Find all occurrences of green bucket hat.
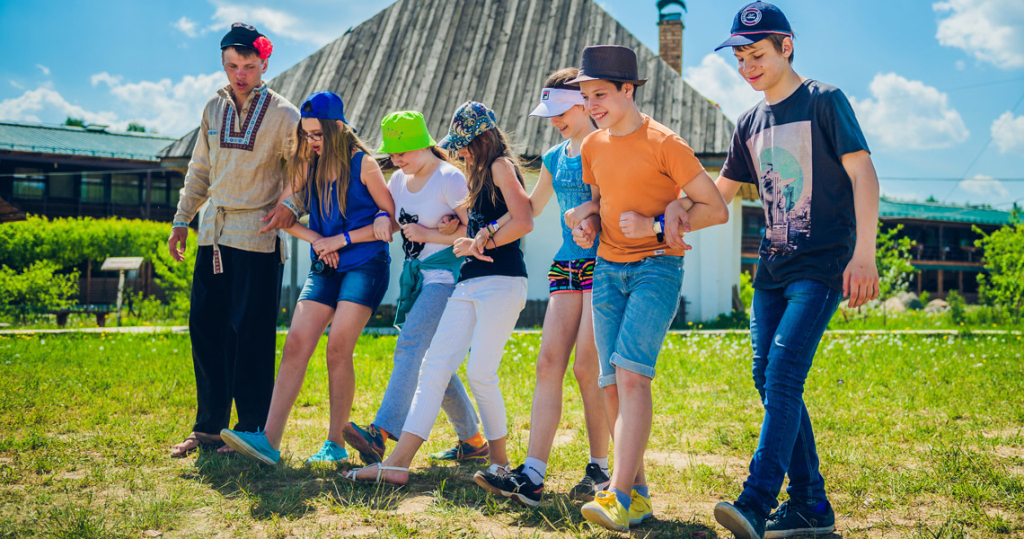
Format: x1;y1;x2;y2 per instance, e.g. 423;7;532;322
378;110;437;154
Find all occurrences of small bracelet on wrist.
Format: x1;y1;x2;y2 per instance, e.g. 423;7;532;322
343;231;352;247
655;214;665;243
375;210;389;219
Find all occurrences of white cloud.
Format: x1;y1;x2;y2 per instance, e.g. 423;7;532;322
0;71;224;136
850;73;969;150
9;80;24;90
90;72;123;87
208;4;336;46
0;87;119;126
955;60;966;71
991;111;1024;156
173;16;199;38
683;53;761;122
36;64;50;76
93;71;226;136
933;0;1024;69
959;174;1009;198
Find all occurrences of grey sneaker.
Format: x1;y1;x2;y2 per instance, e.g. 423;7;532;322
715;501;766;539
764;500;835;538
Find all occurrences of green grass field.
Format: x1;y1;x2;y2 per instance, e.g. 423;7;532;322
1;331;1022;538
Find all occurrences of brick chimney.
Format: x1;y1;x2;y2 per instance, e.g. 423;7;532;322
658;0;686;74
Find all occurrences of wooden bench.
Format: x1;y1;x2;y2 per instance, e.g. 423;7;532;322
53;305;115;327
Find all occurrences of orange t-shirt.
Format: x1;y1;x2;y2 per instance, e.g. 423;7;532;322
581;115;705;262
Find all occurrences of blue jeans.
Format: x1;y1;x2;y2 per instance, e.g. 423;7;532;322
298;251;390;311
373;283;479;440
738;279;841;518
592;256;684;387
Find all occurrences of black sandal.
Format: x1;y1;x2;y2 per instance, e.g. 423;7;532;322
171;432;225;458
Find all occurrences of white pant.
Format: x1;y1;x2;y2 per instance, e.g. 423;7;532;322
402;275;528;441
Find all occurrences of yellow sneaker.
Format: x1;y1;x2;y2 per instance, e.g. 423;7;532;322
581;490;630;532
629;489;653;526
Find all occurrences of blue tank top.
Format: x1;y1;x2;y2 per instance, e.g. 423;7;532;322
305;152;389;273
541;140;598;261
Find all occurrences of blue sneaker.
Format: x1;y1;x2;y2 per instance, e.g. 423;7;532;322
715;501;766;539
220;428;280;465
306;440;349;464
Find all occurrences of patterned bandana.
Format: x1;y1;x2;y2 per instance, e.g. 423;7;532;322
438;101;498;151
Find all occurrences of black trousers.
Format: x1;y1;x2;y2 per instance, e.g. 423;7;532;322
190;242;283;434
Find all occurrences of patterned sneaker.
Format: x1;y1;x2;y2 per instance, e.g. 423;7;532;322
714;501;766;539
429;439;489;463
342;422;386;465
629;489;653;526
305;440;349;464
220;428;280;465
474;464;544;507
569;463;611;501
581;490;630;532
764;500;835;538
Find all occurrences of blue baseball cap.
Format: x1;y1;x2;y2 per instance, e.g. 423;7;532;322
300;91;356;131
715;2;793;51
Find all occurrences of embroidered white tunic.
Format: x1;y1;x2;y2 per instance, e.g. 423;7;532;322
173;83;300;271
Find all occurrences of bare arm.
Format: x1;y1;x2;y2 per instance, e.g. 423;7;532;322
842;150;880;307
460;159;534;260
664;175;743;250
402;205;469;246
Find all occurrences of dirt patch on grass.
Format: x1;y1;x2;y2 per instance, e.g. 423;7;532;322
646;451;748;475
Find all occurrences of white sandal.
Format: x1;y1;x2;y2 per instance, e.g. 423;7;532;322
341;463;409;485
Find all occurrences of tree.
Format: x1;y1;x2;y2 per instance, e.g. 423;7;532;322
126;122;147;133
974;223;1024;324
64;117;85;127
875;223;915;325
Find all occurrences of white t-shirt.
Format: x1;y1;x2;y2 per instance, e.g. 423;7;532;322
388;160;469;285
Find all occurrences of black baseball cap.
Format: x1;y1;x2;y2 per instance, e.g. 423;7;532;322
220;22;273;59
715;2;793;51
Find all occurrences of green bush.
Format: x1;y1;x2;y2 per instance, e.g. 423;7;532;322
0;215;196;324
0;261;79;322
947;290;966;325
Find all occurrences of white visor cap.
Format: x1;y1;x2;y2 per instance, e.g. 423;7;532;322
528;88;586;118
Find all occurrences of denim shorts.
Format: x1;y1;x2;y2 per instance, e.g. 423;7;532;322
298;251;390;311
591;255;684;387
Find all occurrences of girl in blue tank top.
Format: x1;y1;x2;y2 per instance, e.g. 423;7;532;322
468;69;612;505
220;92;395;466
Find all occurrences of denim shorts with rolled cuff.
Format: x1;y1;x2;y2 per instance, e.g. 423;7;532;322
297;251;390;312
591;255;684;387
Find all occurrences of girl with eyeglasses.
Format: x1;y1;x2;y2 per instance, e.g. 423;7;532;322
220;91;395;466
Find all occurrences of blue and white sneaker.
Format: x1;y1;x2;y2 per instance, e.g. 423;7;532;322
306;440;349;464
220;428;280;465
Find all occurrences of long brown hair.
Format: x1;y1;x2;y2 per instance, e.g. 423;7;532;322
455;128;524;210
288;118;373;221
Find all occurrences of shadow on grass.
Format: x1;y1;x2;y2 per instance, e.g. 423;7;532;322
180;454;722;536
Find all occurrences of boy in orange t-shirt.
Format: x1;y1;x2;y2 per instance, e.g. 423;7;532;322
565;45;730;532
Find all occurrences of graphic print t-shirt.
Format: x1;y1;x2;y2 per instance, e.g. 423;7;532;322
388;161;468;286
720;79;870;292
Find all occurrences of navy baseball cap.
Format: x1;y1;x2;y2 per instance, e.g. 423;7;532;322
300;91;356;131
715;2;793;51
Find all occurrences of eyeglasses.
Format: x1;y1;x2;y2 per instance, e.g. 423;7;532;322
299;130;323;142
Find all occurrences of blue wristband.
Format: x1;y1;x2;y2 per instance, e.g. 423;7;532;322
375;210;389;219
343;231;352;246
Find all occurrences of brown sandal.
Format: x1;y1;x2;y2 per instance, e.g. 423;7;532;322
171;432;225;458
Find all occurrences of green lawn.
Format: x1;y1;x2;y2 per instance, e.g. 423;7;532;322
1;331;1022;538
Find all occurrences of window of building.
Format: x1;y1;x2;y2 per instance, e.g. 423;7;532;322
49;174;75;199
145;174;168;205
81;173;106;203
111;174;139;205
12;168;45;200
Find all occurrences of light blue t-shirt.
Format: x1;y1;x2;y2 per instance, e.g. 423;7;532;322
541;140;599;261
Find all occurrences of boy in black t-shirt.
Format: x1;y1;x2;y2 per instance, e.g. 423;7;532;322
667;3;880;537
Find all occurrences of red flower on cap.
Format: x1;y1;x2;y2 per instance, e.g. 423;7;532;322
253;36;273;60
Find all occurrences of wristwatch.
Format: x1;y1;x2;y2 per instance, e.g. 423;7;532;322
653;215;665;243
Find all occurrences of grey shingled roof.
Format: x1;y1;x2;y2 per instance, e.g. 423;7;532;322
0;121;176;161
159;0;734;161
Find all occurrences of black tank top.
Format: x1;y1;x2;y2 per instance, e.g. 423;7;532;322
459;164;529;282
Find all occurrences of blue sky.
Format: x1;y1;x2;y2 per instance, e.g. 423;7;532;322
1;0;1022;209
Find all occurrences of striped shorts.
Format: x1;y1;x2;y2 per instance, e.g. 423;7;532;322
548;258;596;295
